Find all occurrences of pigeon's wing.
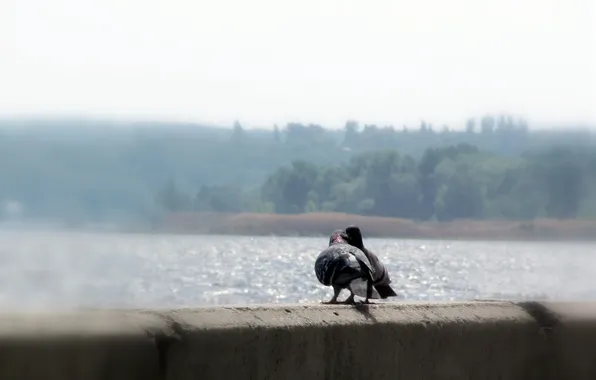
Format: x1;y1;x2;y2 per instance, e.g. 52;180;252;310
364;248;392;285
345;245;375;280
314;255;328;285
314;247;342;285
316;245;366;286
327;247;366;286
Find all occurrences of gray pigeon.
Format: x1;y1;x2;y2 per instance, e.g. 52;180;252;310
345;225;398;299
314;229;380;304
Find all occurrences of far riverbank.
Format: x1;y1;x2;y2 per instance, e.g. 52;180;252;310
155;212;596;242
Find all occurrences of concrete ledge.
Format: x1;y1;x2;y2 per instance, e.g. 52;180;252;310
533;302;596;380
0;301;594;379
0;310;164;380
153;301;546;380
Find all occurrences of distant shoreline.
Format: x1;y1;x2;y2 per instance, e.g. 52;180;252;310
155;211;596;242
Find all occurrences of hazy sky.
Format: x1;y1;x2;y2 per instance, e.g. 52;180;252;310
1;0;594;129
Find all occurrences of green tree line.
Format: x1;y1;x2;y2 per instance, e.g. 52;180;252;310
160;143;596;221
0;116;594;224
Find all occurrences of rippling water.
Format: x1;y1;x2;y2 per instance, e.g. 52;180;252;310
0;228;595;311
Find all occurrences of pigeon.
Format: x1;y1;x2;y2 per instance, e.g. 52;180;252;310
314;229;380;304
344;225;398;299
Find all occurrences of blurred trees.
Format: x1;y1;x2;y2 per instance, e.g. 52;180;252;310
253;144;596;221
0;115;595;223
158;143;596;222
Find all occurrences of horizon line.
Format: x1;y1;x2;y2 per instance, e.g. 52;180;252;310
0;112;595;131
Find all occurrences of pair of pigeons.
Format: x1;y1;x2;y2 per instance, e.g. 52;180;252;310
314;225;397;304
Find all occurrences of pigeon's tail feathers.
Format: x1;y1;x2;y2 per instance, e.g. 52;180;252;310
362;248;392;283
349;278;381;299
375;283;398;299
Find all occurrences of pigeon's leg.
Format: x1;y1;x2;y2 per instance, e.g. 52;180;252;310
361;279;374;304
321;285;341;304
343;289;356;304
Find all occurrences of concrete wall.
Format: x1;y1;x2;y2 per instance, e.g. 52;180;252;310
0;301;594;379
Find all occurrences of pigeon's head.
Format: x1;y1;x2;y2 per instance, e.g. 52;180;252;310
345;225;365;250
328;229;349;246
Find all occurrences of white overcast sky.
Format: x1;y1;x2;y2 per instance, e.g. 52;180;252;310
0;0;594;129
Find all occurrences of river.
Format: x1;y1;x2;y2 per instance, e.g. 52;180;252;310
0;228;594;311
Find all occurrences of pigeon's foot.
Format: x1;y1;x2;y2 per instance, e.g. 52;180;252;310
343;294;356;304
360;299;375;305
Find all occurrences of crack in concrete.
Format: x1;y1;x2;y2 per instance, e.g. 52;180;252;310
144;314;185;379
516;301;562;380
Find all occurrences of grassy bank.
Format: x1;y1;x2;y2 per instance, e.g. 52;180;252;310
158;212;596;242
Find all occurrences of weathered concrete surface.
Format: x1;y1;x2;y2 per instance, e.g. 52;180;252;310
527;302;596;380
0;301;552;380
8;301;596;379
0;310;165;380
155;301;547;380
